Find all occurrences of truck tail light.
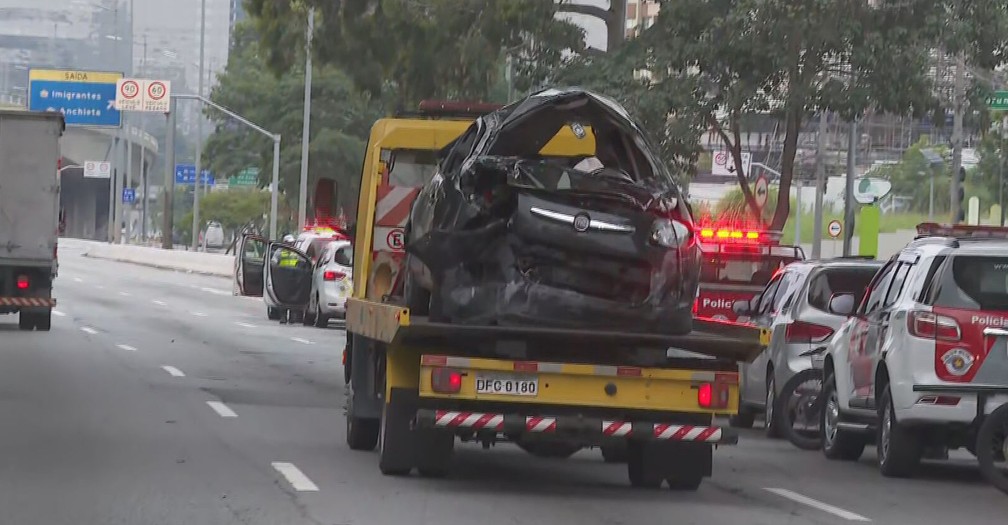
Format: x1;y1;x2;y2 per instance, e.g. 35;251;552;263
785;321;833;344
697;381;730;409
431;368;463;394
15;275;30;290
323;270;346;281
908;310;961;341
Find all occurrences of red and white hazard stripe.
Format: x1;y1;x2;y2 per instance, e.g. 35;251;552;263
652;424;721;442
0;297;56;307
433;410;504;431
602;420;633;437
375;185;420;227
525;416;557;433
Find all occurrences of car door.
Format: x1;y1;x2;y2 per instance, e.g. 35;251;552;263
234;234;267;297
265;242;314;310
743;272;785;403
849;260;897;404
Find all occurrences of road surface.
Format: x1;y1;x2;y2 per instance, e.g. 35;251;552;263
1;239;1005;524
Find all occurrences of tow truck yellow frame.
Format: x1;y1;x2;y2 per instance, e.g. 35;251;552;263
344;107;769;487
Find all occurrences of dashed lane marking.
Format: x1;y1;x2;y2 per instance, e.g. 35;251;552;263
235;322;256;329
200;287;231;296
271;462;319;492
764;488;871;522
151;300;167;306
52;310;66;317
73;277;83;283
116;344;137;352
161;365;185;377
206;401;238;418
291;337;314;345
80;326;98;335
192;312;208;317
119;291;131;297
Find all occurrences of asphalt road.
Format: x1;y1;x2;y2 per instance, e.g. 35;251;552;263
1;239;1006;524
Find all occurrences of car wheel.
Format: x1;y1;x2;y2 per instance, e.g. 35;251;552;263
877;385;922;478
780;368;824;451
821;374;866;461
976;403;1008;495
314;295;329;328
266;307;281;321
302;297;316;326
765;371;784;438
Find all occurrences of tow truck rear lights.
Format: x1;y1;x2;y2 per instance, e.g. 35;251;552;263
698;383;713;407
323;270;346;281
697;382;730;409
785;321;834;343
908;310;961;341
431;367;463;394
15;275;29;290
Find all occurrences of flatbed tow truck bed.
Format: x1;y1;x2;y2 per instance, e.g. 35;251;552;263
344;296;769;490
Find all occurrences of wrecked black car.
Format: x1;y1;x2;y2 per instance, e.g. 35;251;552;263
402;88;700;335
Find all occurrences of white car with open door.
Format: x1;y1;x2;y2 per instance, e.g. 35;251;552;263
235;234;313;321
303;239;353;328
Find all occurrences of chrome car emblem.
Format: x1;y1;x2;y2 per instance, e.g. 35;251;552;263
573;213;591;232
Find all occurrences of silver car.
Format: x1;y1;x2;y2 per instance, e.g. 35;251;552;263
730;258;883;437
304;240;353;327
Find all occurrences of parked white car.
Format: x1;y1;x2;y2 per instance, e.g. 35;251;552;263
303;240;353;327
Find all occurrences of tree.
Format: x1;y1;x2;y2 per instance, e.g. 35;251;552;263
203;22;380;218
873;139;950;215
245;0;586;107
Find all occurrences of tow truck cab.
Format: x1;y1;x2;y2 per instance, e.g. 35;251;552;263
342;99;768;490
694;226;806;323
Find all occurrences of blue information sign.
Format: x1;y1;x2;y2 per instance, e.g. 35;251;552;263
28;69;122;128
174;164;215;186
122;188;136;204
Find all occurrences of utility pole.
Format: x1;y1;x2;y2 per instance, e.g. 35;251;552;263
297;8;314;231
842;120;857;256
162;98;176;250
191;0;206;250
1001;116;1007;226
811;111;827;259
950;52;965;223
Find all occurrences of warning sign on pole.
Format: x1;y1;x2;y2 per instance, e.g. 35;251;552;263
115;78;171;113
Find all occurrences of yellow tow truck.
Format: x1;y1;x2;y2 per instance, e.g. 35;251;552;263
341;100;768;490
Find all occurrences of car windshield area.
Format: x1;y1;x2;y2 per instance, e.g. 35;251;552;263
806;267;880;313
701;253;799;287
930;255;1008;311
386;148;439;187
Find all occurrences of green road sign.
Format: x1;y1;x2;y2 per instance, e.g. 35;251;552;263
988;91;1008;110
228;167;259;187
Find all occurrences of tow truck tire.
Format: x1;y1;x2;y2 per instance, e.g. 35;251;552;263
18;311;34;331
664;443;709;491
415;430;454;478
627;442;663;488
877;386;922;478
346;413;380;451
379;388;415;476
977;403;1008;495
267;307;281;321
821;375;866;461
729;409;756;429
35;309;51;331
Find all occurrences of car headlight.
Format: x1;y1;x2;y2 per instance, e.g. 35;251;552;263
650;218;691;248
941;348;974;377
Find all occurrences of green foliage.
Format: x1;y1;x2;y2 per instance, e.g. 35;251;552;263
872;138;949;215
203;22;379;217
971;127;1008;210
245;0;586;107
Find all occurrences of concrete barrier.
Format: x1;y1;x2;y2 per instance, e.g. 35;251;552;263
69;239;234;278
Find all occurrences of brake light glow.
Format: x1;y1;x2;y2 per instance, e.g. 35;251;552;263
697;381;731;409
699;228;761;241
908;310;961;341
697;383;713;407
323;270;346;281
431;367;463;394
15;275;29;290
785;321;834;344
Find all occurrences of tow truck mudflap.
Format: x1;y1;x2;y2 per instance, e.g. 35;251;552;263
413;409;738;445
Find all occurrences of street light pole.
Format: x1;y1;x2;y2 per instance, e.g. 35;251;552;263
191;0;206;250
297;8;314;231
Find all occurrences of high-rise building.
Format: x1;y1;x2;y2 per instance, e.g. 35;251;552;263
625;0;659;39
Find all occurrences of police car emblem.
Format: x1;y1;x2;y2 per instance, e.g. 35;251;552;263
573;213;590;232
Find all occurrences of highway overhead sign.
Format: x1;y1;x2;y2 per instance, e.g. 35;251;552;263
828;220;843;238
753;175;769;208
712;150;752;177
83;160;111;179
229;167;259;187
115;78;171;113
987;91;1008;110
174;164;215;186
28;68;122;127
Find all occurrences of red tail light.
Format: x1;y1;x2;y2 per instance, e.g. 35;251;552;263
785;321;834;343
908;310;961;341
323;270;346;281
15;275;29;290
698;383;713;407
431;368;463;394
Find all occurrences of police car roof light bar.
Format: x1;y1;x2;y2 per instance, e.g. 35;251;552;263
915;222;1008;240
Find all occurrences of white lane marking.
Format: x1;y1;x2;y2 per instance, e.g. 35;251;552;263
73;277;83;283
206;401;238;418
291;337;314;345
94;285;105;290
151;300;167;306
271;462;319;492
52;310;66;317
764;488;871;522
192;312;208;317
161;365;186;377
235;322;256;329
200;287;231;296
116;344;137;352
118;291;131;297
80;326;98;335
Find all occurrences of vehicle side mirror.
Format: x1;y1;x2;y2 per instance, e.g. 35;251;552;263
732;299;751;315
828;293;856;317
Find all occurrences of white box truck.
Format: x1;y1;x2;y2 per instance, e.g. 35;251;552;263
0;110;65;331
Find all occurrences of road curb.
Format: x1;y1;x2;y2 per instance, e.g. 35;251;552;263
81;252;231;279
